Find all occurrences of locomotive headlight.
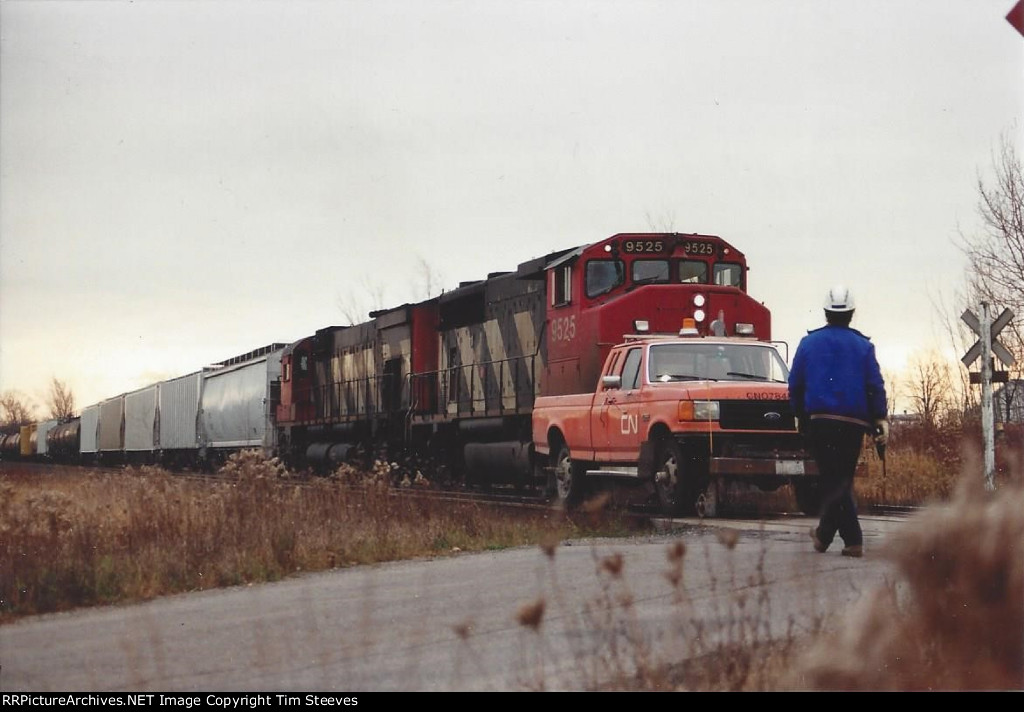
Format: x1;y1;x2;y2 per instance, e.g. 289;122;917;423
678;400;720;421
693;294;706;307
693;309;706;323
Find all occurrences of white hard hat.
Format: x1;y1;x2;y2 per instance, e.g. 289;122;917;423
824;285;855;312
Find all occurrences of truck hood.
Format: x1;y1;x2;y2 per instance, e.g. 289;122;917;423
650;380;790;401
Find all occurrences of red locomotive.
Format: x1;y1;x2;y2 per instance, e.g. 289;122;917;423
275;232;772;490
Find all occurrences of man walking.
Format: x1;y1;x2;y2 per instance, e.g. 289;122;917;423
788;285;888;557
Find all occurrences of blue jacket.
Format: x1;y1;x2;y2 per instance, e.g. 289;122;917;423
788;324;887;426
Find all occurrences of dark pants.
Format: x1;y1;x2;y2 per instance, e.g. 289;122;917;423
807;418;865;548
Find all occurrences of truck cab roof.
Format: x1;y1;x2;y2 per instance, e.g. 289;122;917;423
607;335;790;386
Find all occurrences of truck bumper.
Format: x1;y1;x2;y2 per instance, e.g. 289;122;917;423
709;457;868;478
710;457;819;477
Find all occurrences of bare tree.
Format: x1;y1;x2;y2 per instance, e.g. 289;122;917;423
336;277;389;326
47;377;76;421
905;351;952;427
881;368;902;416
959;130;1024;375
0;391;37;431
644;209;676;233
932;287;981;416
414;255;445;301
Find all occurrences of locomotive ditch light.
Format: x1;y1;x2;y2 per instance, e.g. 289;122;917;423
735;323;755;336
633;320;650;333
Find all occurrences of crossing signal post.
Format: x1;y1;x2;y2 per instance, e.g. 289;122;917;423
962;303;1016;491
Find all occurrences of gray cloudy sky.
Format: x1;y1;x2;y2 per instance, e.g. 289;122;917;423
1;0;1022;414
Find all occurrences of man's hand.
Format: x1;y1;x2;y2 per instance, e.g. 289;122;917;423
873;419;889;445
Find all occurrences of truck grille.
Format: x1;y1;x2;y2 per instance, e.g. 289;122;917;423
719;400;797;431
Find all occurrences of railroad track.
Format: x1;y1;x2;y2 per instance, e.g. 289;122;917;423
2;458;915;523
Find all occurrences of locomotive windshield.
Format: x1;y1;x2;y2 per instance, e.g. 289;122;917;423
679;260;707;283
647;343;788;383
631;259;669;284
586;259;625;298
714;262;743;288
584;253;745;299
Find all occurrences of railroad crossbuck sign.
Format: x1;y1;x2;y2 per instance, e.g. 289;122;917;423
962;307;1015;384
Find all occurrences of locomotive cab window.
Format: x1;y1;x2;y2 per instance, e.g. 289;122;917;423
678;259;707;284
585;259;624;298
631;259;669;285
713;262;743;289
552;263;572;306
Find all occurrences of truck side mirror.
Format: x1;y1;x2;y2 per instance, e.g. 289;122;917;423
602;375;622;389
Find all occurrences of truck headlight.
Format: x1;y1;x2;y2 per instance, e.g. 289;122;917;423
678;400;720;421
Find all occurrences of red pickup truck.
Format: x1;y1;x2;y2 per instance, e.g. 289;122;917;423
532;333;819;517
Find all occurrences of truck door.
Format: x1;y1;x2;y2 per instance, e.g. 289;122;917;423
594;346;643;461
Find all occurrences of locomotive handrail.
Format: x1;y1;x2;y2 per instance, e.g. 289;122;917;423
408;352;539;418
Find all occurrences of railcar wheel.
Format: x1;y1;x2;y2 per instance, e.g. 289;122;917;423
695;481;719;518
551;443;586;509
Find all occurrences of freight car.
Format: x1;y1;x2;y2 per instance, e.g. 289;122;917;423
276;231;773;494
2;345;286;469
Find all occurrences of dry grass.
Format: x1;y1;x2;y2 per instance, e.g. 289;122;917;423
3;444;1022;691
0;450;597;619
784;467;1024;691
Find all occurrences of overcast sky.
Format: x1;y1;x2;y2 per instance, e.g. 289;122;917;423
1;0;1022;415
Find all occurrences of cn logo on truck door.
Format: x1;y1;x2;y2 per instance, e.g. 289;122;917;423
620;413;638;434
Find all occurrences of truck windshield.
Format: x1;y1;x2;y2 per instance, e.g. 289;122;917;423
647;343;788;383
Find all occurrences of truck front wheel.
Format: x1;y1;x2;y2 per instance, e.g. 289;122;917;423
655;440;716;518
551;443;587;509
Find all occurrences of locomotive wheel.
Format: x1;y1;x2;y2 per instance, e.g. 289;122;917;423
654;439;686;516
551;443;586;509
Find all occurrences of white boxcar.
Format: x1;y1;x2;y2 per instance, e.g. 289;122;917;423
158;371;202;453
200;345;284;454
35;419;59;457
80;404;100;455
98;395;125;454
124;384;158;453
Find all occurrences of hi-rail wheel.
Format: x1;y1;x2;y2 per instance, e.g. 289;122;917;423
551;442;587;509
